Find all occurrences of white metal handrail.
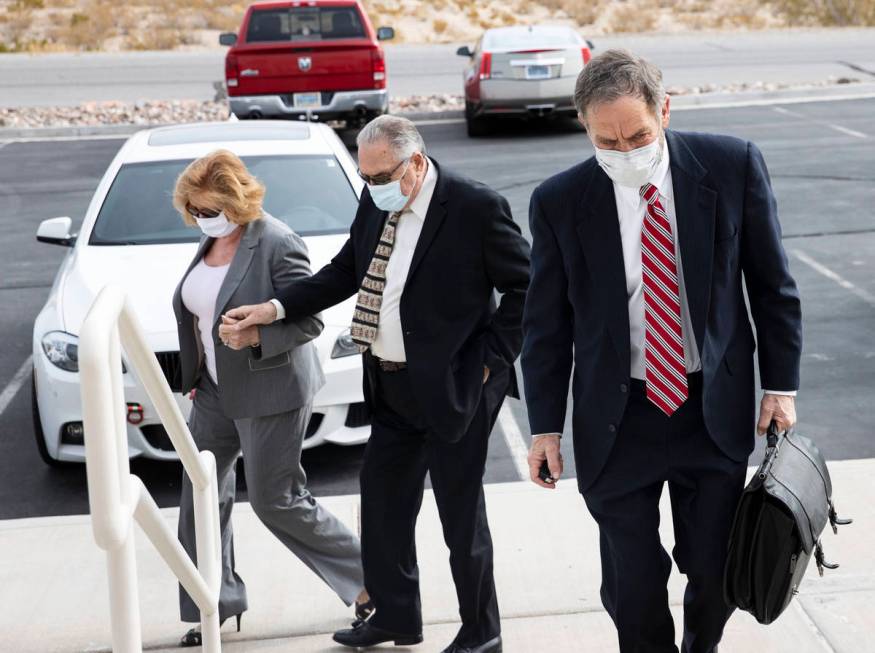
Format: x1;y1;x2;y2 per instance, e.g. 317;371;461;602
79;284;223;653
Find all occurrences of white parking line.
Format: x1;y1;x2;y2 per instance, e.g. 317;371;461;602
792;249;875;309
0;355;33;416
773;106;869;139
497;402;530;481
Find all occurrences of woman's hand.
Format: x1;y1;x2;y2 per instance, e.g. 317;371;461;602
219;315;260;350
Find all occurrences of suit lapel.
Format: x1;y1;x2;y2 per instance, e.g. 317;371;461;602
213;220;262;329
666;130;716;353
576;165;631;373
408;159;448;280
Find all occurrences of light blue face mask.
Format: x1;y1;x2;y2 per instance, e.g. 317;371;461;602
367;160;412;212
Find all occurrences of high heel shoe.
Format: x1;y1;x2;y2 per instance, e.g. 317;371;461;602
179;613;242;647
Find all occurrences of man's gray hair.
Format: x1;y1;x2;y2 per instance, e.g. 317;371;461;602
357;114;427;160
574;49;665;122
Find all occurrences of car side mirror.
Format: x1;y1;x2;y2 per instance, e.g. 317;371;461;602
219;32;237;46
376;26;395;41
586;39;595;50
456;45;473;58
37;217;75;247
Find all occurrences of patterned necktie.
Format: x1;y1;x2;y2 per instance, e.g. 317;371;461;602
350;211;403;351
640;183;688;416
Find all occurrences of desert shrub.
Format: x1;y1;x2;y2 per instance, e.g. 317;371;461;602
772;0;875;25
605;0;660;32
539;0;609;25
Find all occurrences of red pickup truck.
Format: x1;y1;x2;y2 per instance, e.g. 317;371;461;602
219;0;394;127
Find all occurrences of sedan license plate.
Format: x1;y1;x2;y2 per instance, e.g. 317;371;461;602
525;64;551;80
293;92;321;109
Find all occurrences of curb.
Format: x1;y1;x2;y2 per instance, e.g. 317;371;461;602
2;83;874;141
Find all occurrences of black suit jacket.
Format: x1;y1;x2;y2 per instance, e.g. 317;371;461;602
522;129;802;492
276;158;531;443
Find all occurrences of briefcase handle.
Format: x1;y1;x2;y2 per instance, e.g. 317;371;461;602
766;420;782;449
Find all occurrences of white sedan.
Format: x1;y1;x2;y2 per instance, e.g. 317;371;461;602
32;120;369;466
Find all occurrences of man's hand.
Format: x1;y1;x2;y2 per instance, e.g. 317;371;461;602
482;366;490;384
224;301;277;331
528;434;563;489
757;393;797;435
218;315;260;350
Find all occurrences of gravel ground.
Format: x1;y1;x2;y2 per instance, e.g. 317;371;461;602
0;77;861;129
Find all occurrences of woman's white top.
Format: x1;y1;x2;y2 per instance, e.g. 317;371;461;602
181;259;231;385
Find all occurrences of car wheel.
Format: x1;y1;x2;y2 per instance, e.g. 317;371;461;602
31;371;67;468
465;102;492;138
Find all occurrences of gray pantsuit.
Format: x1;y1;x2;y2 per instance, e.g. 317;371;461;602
172;214;364;623
178;374;364;622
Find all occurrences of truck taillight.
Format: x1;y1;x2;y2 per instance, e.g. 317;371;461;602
581;47;592;64
479;52;492;80
372;48;386;89
226;53;239;88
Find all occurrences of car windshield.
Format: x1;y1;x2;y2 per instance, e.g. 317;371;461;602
486;28;580;50
246;6;366;42
89;155;358;245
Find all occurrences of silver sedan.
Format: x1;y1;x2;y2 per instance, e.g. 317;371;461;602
457;25;595;137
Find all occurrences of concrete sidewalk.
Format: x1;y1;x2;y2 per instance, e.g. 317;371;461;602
1;460;871;653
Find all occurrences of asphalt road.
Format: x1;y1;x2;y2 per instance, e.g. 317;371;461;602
1;97;873;520
0;29;874;107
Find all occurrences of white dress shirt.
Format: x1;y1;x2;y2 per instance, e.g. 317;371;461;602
271;157;438;363
371;157;438;362
533;138;793;439
617;137;700;379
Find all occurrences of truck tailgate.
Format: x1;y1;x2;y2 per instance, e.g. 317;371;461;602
234;42;375;94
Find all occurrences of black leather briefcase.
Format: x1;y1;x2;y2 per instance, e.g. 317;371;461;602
723;422;852;624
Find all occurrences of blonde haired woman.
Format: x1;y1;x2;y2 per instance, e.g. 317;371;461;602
171;150;371;646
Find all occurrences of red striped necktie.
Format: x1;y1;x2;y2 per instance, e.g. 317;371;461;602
640;182;688;416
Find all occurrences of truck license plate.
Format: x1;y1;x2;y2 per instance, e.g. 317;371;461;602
525;65;551;80
293;92;321;108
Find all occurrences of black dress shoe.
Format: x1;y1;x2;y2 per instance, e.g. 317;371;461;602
333;619;423;648
440;635;502;653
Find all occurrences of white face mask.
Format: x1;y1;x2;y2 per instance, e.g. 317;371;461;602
367;160;412;213
195;211;239;238
595;133;664;188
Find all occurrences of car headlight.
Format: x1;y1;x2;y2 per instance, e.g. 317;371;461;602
41;331;79;372
331;328;360;359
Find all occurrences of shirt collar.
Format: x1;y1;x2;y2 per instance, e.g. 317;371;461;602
406;156;438;220
651;135;672;201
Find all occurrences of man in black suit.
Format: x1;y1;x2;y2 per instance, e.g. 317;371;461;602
226;115;530;653
522;50;802;653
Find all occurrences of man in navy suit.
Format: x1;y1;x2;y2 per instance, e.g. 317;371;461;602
522;50;802;653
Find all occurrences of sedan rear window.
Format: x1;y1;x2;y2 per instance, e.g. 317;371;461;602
485;27;581;50
89;155;358;246
246;6;365;42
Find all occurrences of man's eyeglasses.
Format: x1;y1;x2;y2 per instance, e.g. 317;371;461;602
186;204;221;220
357;158;409;186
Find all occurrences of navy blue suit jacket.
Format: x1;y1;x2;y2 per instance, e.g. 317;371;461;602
521;129;802;492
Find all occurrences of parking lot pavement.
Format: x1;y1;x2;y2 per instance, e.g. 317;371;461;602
1;29;874;107
0;97;873;520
